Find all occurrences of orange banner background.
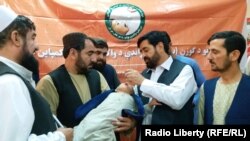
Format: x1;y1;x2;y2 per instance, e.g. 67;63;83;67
0;0;247;81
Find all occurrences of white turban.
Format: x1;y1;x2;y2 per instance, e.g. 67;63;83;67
0;5;18;32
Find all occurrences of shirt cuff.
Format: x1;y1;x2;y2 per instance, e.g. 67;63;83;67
54;131;66;141
28;131;65;141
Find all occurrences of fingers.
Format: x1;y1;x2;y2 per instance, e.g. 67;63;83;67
112;116;135;132
124;69;134;74
151;101;162;106
117;116;129;122
112;121;130;132
149;99;162;107
114;125;129;132
124;69;144;85
152;99;162;105
124;69;137;78
124;70;136;85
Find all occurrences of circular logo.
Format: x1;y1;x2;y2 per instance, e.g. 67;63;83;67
105;3;145;40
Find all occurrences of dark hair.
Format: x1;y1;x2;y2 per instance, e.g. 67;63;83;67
0;15;36;48
93;38;108;49
137;30;171;54
207;31;246;63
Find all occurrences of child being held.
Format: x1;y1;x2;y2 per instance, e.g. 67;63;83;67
73;83;144;141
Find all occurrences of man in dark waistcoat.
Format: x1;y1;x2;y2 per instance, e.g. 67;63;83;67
36;32;136;140
125;30;197;125
0;5;72;141
36;32;110;127
125;31;197;140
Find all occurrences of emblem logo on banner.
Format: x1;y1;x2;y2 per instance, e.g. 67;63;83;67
105;3;145;40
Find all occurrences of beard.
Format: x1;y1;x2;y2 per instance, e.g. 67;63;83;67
75;54;89;74
144;51;160;69
93;59;106;71
20;41;39;73
209;58;231;73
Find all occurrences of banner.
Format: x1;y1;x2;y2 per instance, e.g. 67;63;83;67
0;0;247;81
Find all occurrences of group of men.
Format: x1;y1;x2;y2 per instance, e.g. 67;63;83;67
1;5;250;141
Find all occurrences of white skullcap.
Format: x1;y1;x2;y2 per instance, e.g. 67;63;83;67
0;5;18;32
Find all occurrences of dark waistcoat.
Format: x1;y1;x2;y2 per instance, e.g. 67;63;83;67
0;62;56;134
141;59;194;124
49;65;101;127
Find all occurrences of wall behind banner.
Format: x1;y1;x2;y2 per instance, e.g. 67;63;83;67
0;0;246;82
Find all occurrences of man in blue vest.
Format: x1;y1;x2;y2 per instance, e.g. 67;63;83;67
125;30;197;125
198;31;250;124
0;5;72;141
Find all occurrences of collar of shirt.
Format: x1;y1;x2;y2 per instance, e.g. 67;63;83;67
0;56;35;85
147;56;173;83
147;56;173;73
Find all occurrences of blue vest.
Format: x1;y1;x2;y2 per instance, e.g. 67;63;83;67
204;74;250;124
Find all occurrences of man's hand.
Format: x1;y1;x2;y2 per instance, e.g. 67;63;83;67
149;98;162;108
124;69;145;86
112;116;136;132
57;128;73;141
